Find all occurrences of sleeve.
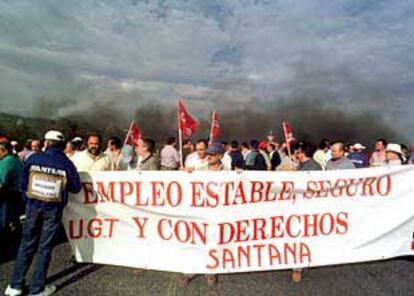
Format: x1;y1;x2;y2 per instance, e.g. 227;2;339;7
0;159;12;188
66;161;82;194
174;149;180;163
20;158;32;192
271;152;281;170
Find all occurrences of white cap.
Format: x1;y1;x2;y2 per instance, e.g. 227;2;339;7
353;143;366;150
72;137;83;142
385;143;402;155
44;130;64;142
10;141;18;146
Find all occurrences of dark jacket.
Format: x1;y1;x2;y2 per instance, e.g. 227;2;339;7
229;150;245;170
21;147;81;209
270;151;281;170
347;152;368;168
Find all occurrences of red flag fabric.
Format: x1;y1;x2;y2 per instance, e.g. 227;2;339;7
282;120;295;147
124;121;142;147
209;111;220;144
177;98;199;139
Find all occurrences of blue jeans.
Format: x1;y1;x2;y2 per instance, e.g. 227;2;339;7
10;204;62;294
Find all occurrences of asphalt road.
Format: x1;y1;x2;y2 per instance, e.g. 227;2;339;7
1;236;414;296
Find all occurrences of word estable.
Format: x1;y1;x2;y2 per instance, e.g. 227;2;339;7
79;180;296;207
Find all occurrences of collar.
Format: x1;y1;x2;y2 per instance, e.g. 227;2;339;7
45;147;64;155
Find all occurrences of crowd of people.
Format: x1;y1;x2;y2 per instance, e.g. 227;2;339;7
0;129;412;295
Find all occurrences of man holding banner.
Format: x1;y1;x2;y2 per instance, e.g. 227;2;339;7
178;142;227;289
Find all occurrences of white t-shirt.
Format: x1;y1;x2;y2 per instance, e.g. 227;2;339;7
185;152;208;170
222;152;232;170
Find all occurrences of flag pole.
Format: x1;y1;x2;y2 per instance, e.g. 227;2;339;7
177;97;184;168
179;127;184;168
283;120;292;160
124;120;134;146
209;110;215;145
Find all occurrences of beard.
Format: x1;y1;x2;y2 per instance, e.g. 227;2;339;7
88;147;101;156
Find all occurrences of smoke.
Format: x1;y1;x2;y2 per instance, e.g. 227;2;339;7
2;1;414;143
28;95;402;149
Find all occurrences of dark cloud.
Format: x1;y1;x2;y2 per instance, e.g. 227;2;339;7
0;0;413;140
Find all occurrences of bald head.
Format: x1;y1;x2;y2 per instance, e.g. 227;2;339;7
331;142;345;160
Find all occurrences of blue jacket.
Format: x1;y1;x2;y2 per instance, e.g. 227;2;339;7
347;152;368;168
21;147;81;209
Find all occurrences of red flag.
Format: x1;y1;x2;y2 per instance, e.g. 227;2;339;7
177;98;199;139
209;111;220;144
282;120;295;148
124;121;142;147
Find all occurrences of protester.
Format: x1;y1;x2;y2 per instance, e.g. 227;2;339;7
267;142;281;170
289;142;322;282
23;139;41;162
182;140;194;163
313;139;330;170
258;141;272;170
221;141;233;170
245;140;267;170
4;130;81;296
160;137;179;170
18;139;32;161
228;140;245;170
72;137;84;152
267;130;276;146
133;138;159;170
105;137;123;170
293;142;322;171
385;143;404;166
241;142;251;160
347;143;368;168
326;142;355;170
277;144;296;171
178;142;226;289
71;133;111;171
0;140;23;258
10;141;19;155
64;141;77;160
184;139;209;171
400;144;409;164
370;138;387;167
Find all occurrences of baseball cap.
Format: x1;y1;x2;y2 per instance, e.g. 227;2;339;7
353;143;366;150
72;136;83;142
44;130;65;142
207;142;225;155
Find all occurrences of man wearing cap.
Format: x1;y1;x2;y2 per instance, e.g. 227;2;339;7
385;143;404;165
5;130;81;296
0;140;23;258
178;142;226;289
347;143;369;168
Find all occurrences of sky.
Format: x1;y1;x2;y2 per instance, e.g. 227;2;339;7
0;0;414;137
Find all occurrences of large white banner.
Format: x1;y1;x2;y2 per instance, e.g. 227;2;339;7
62;166;414;274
